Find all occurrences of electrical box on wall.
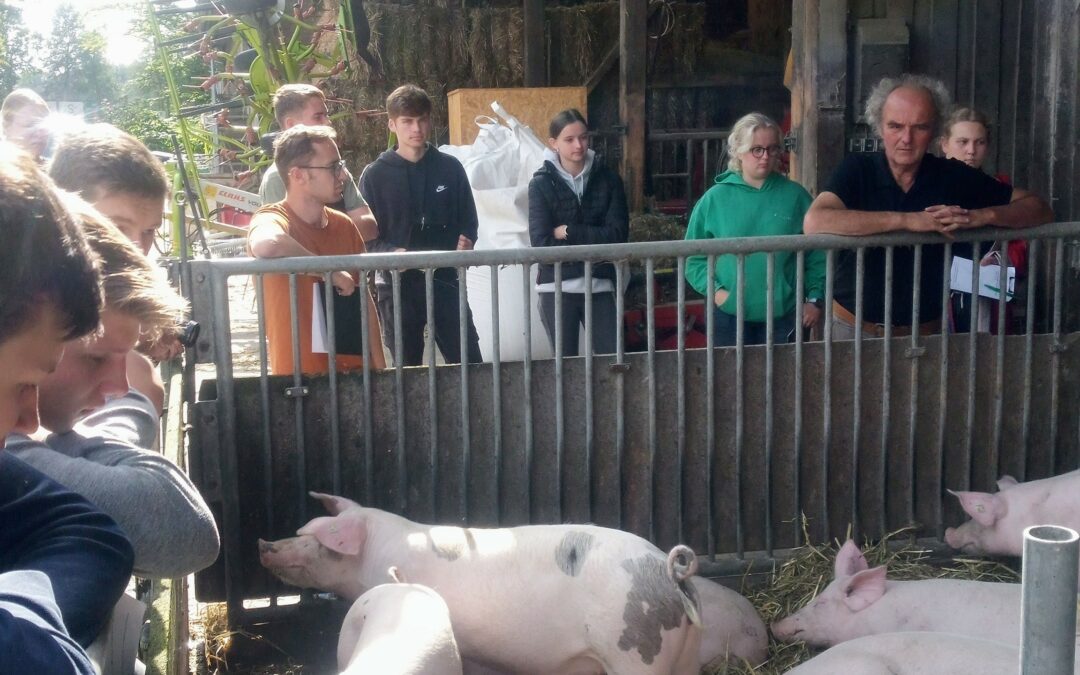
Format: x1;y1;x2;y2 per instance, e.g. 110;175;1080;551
853;19;910;122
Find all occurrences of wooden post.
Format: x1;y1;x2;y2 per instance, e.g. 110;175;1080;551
620;0;647;212
790;0;848;195
523;0;545;87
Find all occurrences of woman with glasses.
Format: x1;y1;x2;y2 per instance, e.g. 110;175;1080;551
528;108;629;356
684;112;825;346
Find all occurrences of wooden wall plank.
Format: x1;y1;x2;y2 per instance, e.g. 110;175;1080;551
619;0;647;212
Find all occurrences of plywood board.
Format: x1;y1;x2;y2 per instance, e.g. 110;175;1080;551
447;87;587;145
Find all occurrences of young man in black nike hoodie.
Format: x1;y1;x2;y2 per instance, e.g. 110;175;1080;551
359;84;483;366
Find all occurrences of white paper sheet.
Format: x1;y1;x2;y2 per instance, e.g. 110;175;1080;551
950;257;1015;302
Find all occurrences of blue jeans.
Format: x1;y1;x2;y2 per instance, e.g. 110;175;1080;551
713;308;796;347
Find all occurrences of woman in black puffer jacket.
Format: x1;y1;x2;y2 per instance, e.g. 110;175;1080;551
528;109;629;357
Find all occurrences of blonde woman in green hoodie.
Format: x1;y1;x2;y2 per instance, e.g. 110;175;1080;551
684;112;826;346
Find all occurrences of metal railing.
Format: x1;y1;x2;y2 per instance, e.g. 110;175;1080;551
185;222;1080;622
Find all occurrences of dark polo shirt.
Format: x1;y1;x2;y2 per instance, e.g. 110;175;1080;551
824;152;1012;325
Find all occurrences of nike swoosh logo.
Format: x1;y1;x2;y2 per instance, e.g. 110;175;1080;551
435;185;447;192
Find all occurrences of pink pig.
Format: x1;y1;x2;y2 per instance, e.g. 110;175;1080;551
337;567;463;674
771;540;1027;647
945;470;1080;561
258;492;703;675
783;632;1019;675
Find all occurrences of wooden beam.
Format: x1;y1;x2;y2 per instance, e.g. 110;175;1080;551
523;0;546;86
585;44;618;93
619;0;647;212
790;0;848;195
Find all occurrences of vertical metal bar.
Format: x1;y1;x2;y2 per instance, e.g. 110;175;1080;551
489;265;503;521
615;261;626;529
288;274;307;522
936;242;952;538
964;240;979;492
392;270;406;513
553;263;564;521
522;264;534;519
735;254;745;558
992;241;1009;479
1020;239;1038;480
1020;525;1080;674
906;245;922;532
360;270;374;502
822;250;834;542
583;261;595;520
426;269;438;518
645;257;657;543
793;251;805;546
1049;238;1064;470
675;256;686;544
705;255;716;559
255;274;273;533
322;274;341;494
880;247;894;534
206;266;243;619
457;266;471;522
764;252;775;557
852;248;865;537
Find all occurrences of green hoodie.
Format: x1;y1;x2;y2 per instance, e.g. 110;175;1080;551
684;170;825;322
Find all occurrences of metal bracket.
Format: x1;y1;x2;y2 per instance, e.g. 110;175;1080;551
783;132;797;154
1050;342;1069;354
609;363;632;373
904;347;926;358
284;386;310;398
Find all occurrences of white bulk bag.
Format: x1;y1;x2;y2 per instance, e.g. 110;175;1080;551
440;102;551;362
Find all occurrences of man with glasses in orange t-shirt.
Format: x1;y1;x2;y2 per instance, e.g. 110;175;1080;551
248;125;386;375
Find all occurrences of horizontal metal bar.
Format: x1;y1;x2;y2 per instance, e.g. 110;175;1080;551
190;221;1080;277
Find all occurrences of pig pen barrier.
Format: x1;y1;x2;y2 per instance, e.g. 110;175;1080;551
184;222;1080;632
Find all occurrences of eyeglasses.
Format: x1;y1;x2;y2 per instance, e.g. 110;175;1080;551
748;145;784;158
300;159;346;175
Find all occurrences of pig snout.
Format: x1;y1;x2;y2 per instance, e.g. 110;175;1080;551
770;616;802;641
258;539;277;555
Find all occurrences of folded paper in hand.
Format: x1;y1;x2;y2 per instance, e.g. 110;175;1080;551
949;256;1015;302
311;281;367;355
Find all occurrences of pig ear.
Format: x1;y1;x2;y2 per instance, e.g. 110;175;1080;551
841;566;887;612
996;476;1019;491
297;514;367;556
948;490;1006;527
309;491;359;516
834;540;869;578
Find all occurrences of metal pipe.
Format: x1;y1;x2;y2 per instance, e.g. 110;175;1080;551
906;245;923;532
489;264;503;521
288;275;307;522
822;250;834;542
852;247;865;537
584;261;595;521
880;247;893;534
675;257;686;544
615;262;626;529
255;274;273;532
935;242;952;538
793;251;805;546
392;270;406;513
521;264;534;520
705;255;716;559
645;257;657;542
426;269;438;519
764;252;775;556
734;254;746;558
322;274;341;495
1020;525;1079;674
553;263;564;522
1020;240;1039;480
457;266;471;522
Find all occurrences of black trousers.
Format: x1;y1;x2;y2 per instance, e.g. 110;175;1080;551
537;291;618;357
375;270;483;366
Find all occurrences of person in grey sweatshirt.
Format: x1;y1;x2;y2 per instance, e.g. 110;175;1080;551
4;200;219;580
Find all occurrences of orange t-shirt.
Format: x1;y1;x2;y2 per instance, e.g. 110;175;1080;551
247;202;384;375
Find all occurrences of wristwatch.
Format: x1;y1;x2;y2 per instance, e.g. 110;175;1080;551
807;297;824;309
